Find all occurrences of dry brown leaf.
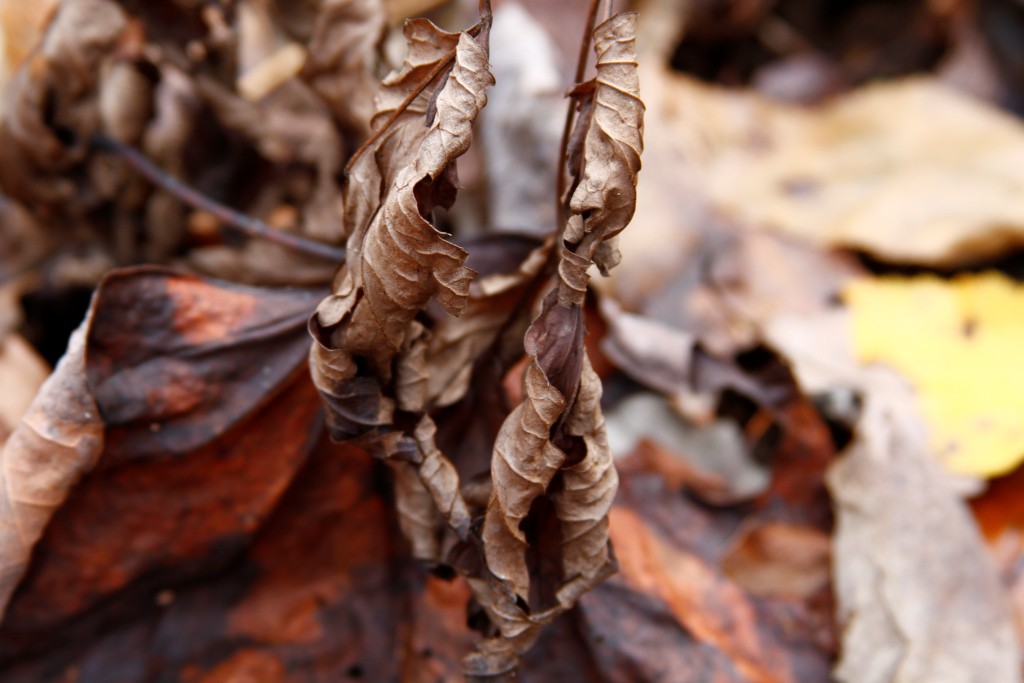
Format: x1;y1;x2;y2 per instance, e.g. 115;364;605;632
721;523;831;599
0;320;102;619
468;12;643;675
298;0;386;135
0;441;459;681
311;25;492;436
563;16;644;274
0;0;127;207
338;19;460;246
307;18;497;588
0;268;321;629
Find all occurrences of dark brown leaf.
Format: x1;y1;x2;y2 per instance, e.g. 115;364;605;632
86;267;321;459
0;267;323;629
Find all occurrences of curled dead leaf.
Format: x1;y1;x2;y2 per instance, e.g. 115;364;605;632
0;320;102;619
469;12;644;675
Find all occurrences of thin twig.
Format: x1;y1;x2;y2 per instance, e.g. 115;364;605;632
556;0;603;225
92;134;347;263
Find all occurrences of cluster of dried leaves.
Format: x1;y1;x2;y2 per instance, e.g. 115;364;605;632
4;0;1024;682
0;0;650;679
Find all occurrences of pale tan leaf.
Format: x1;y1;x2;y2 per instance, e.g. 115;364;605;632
0;321;103;619
828;398;1020;683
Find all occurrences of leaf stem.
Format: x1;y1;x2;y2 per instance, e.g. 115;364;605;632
92;134;347;262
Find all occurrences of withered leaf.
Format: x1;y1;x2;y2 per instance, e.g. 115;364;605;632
0;320;102;620
0;267;323;628
340;19;462;247
86;267;321;459
828;399;1020;683
350;30;491;344
564;11;645;274
313;26;493;357
310;22;494;482
294;0;386;135
469;11;643;675
0;0;127;206
308;16;494;598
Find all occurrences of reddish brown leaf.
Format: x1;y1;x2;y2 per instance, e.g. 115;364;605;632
86;267;321;458
0;268;323;631
0;438;487;683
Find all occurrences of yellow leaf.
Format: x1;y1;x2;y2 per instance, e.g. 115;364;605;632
846;273;1024;476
